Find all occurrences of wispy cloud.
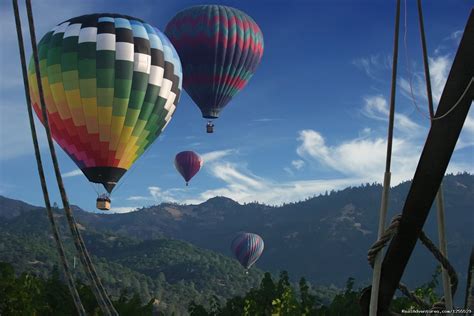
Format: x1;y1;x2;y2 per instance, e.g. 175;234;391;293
296;128;472;186
447;30;463;45
398;55;451;111
127;146;364;205
127;187;187;204
193;162;360;205
352;54;391;82
291;159;305;170
126;123;472;206
149;186;187;203
107;206;139;214
201;149;236;163
428;55;451;104
62;169;82;178
126;195;154;201
361;95;424;136
296;129;422;184
252;118;282;123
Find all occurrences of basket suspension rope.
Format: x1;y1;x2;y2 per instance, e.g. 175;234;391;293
23;0;118;314
367;215;458;310
369;0;401;315
12;1;86;314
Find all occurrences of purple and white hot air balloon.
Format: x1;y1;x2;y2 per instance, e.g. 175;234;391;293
231;232;264;271
174;151;203;186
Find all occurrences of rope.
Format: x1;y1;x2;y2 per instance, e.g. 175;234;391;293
419;231;458;295
403;0;474;123
367;214;459;311
368;215;402;267
431;77;473;120
403;0;432;121
24;0;117;314
397;282;430;309
12;1;86;314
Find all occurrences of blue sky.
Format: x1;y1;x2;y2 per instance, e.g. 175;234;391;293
0;0;472;213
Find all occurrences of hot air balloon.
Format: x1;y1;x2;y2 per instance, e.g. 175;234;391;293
174;151;203;186
28;14;182;210
165;5;264;133
231;232;264;271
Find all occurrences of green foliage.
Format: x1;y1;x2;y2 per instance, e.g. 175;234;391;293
0;211;263;314
190;271;322;315
189;269;443;316
0;262;153;315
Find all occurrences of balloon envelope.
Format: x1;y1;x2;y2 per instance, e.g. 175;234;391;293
231;232;264;269
28;14;182;193
165;5;264;119
174;151;203;185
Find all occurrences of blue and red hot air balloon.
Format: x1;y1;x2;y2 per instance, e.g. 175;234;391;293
174;151;203;185
165;5;264;133
231;232;264;270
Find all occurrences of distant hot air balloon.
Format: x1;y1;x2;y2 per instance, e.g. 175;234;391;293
165;5;264;133
28;14;182;210
174;151;203;186
231;232;264;270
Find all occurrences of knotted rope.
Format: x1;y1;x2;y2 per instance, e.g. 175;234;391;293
367;214;458;312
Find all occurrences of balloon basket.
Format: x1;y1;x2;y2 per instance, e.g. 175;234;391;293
206;121;214;133
96;195;111;211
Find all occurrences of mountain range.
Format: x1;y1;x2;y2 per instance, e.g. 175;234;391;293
0;173;472;310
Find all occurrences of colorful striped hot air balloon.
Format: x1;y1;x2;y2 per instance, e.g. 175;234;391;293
165;5;264;132
28;14;182;195
174;151;203;185
231;232;264;270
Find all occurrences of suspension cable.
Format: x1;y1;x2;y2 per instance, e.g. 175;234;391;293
12;1;86;314
24;0;117;314
404;0;473;122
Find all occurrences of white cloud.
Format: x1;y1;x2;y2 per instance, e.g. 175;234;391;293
398;55;451;113
447;30;463;45
361;95;423;135
107;206;139;214
295;127;473;187
126;122;472;206
291;159;305;170
428;55;451;104
296;129;423;184
148;186;183;203
201;149;236;163
62;169;82;178
353;54;391;82
194;162;360;205
208;162;265;190
455;109;474;150
131;146;366;205
253;118;282;123
127;195;154;201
